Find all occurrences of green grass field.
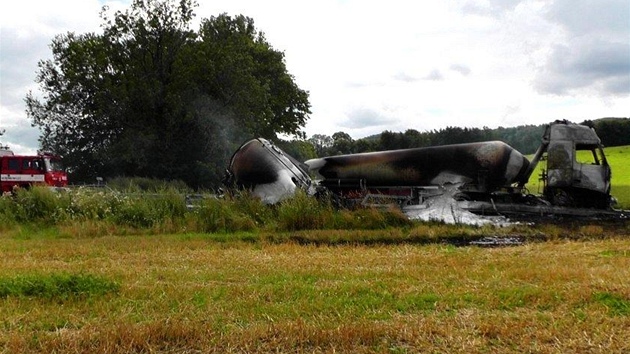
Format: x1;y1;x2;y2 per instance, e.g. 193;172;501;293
606;145;630;209
526;145;630;209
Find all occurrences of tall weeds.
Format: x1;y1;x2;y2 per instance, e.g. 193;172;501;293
275;190;336;231
1;187;624;243
0;187;414;238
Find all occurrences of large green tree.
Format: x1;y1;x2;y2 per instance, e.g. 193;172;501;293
307;134;333;156
26;0;310;187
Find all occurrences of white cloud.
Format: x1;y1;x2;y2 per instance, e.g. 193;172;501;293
535;38;630;95
545;0;629;37
423;69;444;81
533;0;630;96
0;0;126;153
450;64;471;76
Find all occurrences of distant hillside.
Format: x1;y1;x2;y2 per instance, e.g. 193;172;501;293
581;117;630;148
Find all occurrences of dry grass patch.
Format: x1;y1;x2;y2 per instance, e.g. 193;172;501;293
1;235;629;353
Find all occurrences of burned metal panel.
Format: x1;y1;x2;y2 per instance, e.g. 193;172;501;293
225;138;312;204
549;123;601;145
546;140;574;188
306;141;530;193
574;163;610;193
571;145;611;194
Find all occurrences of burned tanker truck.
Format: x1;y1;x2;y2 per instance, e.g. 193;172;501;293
305;140;529;204
225;120;620;217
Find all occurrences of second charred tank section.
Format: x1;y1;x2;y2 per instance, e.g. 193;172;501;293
305;141;530;195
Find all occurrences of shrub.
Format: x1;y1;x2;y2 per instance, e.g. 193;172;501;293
107;176;190;193
230;190;274;227
0;195;19;229
334;205;412;230
111;196;158;228
12;187;71;223
101;189;188;229
66;188;118;220
193;197;256;233
275;190;335;231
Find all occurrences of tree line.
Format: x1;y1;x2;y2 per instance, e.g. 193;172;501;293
582;118;630;148
297;117;630;159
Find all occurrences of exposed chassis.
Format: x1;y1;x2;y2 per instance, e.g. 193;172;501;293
458;200;628;219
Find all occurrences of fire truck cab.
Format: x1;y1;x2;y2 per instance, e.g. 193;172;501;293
0;149;68;193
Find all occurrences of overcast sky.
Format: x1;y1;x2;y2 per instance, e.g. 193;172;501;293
1;0;629;154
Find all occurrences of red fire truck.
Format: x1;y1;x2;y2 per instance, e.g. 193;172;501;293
0;148;68;193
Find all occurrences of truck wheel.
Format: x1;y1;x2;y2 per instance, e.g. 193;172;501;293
549;188;573;207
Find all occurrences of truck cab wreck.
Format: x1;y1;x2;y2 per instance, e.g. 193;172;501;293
519;120;612;209
546;123;611;208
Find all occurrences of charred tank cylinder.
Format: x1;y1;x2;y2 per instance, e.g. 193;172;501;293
225;138;312;204
305;141;530;193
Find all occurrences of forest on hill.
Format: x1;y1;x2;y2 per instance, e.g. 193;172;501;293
302;117;630;159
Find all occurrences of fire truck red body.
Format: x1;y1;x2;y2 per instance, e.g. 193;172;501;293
0;149;68;193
